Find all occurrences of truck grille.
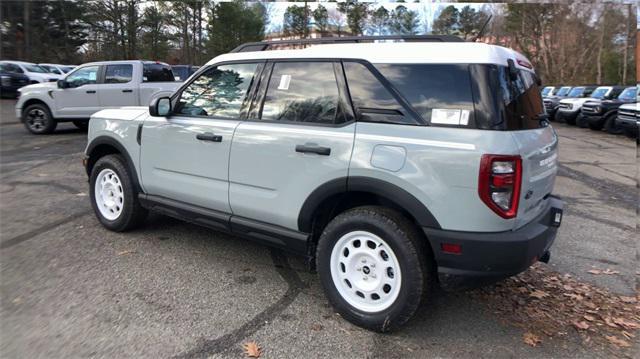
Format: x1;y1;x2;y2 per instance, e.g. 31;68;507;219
558;103;571;110
543;100;553;110
618;109;638;121
581;105;599;114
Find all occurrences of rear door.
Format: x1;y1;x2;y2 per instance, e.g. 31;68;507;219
98;63;138;108
228;60;355;231
140;62;262;213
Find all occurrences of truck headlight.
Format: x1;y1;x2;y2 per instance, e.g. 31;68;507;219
1;76;11;86
594;106;601;113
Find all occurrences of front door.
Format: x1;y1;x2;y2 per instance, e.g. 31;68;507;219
53;65;101;118
140;62;261;213
229;61;356;231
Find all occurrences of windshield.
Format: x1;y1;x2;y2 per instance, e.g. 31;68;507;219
41;65;62;75
23;64;48;73
568;87;585;97
556;87;571;96
61;66;74;73
541;87;553;96
590;87;611;99
618;87;637;101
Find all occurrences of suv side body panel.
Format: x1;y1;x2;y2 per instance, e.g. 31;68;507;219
350;122;522;232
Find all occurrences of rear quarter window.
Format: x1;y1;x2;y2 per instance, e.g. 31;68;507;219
375;64;475;127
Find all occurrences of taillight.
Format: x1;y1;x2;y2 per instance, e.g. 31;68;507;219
478;154;522;219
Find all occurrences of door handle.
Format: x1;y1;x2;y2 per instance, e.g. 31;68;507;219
295;144;331;156
196;132;222;142
122;89;133;93
86;90;96;94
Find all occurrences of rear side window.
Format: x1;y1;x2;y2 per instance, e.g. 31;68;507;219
375;64;475;127
261;62;340;124
1;63;23;73
343;62;415;125
497;67;545;130
143;63;174;82
105;64;133;83
175;63;258;118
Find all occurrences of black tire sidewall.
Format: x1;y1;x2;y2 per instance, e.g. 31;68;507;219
73;120;89;131
316;207;428;332
23;103;56;134
89;154;140;232
604;114;623;134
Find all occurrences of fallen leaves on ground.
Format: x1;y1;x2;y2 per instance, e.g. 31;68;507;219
471;263;639;354
242;341;262;358
523;332;542;346
587;268;620;275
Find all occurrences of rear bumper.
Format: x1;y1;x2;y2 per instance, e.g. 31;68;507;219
423;196;564;279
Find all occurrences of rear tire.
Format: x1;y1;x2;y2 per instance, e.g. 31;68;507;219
316;206;433;332
22;103;57;134
73;120;89;131
90;154;147;232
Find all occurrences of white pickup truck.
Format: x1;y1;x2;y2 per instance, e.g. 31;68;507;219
16;60;181;134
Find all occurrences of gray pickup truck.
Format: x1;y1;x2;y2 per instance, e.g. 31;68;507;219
16;60;180;134
83;36;564;332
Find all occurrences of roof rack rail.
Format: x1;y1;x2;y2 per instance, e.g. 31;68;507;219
230;35;464;53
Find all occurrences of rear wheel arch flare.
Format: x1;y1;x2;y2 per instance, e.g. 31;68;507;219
86;137;142;193
298;176;442;235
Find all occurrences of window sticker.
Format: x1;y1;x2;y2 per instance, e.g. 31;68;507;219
431;108;461;125
89;72;97;81
460;109;470;125
277;74;291;90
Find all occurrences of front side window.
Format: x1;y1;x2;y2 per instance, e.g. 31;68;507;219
65;66;99;88
175;63;258;118
261;61;340;124
105;64;133;83
376;64;474;127
143;63;174;82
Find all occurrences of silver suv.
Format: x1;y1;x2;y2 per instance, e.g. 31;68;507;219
84;36;564;332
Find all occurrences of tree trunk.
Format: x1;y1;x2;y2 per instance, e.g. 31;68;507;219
23;1;29;60
621;4;630;84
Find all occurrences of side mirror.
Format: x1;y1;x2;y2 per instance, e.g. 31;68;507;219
149;97;171;117
57;79;68;89
507;59;519;81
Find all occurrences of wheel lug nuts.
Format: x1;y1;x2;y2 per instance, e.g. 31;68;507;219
371;274;376;278
370;264;375;268
361;259;366;263
363;277;367;281
356;267;361;271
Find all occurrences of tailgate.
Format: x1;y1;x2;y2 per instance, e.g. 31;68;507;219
510;126;559;229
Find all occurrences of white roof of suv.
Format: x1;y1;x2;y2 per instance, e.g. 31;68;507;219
208;42;534;72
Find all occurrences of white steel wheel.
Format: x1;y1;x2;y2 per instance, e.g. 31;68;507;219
330;230;402;313
94;168;125;221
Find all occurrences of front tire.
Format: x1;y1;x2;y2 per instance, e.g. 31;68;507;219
23;103;57;134
604;114;623;135
90;154;147;232
316;206;432;332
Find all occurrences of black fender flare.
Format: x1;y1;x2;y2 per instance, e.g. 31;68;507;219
85;136;142;192
297;176;441;233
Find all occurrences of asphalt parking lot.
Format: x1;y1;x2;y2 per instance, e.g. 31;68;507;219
1;98;637;358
